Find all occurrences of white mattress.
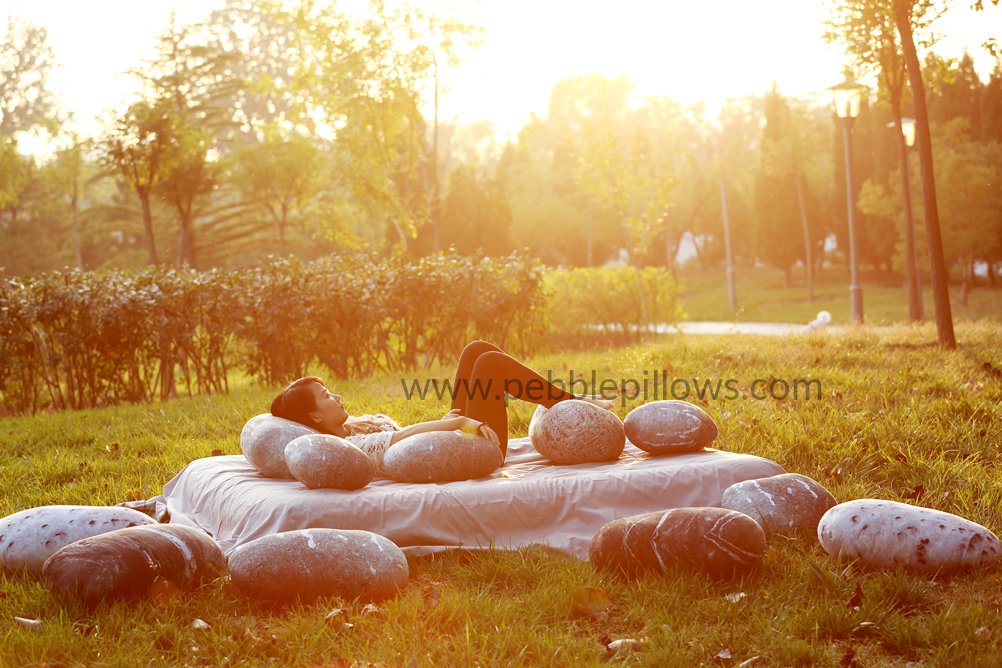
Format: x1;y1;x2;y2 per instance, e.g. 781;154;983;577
160;437;785;559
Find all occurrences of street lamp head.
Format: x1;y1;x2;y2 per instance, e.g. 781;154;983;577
886;118;917;147
829;79;868;119
900;118;916;147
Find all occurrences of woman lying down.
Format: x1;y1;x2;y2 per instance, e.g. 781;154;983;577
269;339;615;470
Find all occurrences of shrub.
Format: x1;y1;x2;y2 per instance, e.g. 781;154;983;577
0;256;678;415
542;265;682;347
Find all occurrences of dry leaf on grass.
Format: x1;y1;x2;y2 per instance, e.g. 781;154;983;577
562;586;612;620
606;638;641;653
15;616;43;631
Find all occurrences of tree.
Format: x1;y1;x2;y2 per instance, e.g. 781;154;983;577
0;17;56;137
827;0;955;345
155;118;218;268
233;133;324;255
826;0;928;319
47;138;90;269
439;164;512;256
893;0;956;348
100;100;176;265
982;60;1002;145
931;119;1001;303
753;87;828;288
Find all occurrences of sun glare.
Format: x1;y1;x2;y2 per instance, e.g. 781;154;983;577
2;0;1000;151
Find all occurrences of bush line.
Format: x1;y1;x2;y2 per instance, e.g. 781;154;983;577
0;252;680;415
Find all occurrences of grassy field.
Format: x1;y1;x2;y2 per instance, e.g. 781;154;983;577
2;321;1002;666
677;264;1002;325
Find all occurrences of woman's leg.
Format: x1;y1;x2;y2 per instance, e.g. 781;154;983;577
461;350;578;457
450;340;504;413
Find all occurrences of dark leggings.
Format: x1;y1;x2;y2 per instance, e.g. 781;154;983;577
449;340;577;457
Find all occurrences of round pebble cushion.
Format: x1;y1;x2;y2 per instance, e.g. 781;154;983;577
817;499;1002;573
590;507;766;578
528;400;625;464
1;505;156;575
285;433;375;490
721;473;836;537
382;430;503;483
42;524;226;607
240;413;317;478
623;400;718;454
227;529;409;603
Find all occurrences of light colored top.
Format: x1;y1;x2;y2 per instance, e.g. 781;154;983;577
343;414;399;470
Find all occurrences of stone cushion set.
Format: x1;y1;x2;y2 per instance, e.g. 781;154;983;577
581;401;1001;578
241;413;502;488
528;399;720;464
1;505;409;607
589;471;1001;578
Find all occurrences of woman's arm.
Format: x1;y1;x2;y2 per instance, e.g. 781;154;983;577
388;416;499;446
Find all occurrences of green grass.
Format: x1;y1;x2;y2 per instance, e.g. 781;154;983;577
677;263;1002;325
2;322;1002;666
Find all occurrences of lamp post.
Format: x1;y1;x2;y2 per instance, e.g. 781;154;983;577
887;117;923;322
830;78;867;324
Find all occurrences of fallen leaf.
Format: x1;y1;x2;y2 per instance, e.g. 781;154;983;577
724;592;747;604
210;449;224;457
106;442;120;453
975;626;990;642
607;638;641;653
325;608;346;623
847;583;863;611
562;586;613;620
191;618;211;630
714;648;732;662
901;484;925;501
360;603;380;615
14;617;43;631
422;587;442;609
852;620;878;637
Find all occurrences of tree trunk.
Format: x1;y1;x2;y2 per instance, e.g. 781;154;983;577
795;172;814;303
889;93;922;322
139;190;159;265
961;254;973;306
894;4;956;348
71;172;83;270
431;50;441;253
177;211;197;269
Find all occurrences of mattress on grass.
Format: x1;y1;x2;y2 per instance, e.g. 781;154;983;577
160;437;785;559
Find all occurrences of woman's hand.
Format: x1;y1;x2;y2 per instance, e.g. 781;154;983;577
447;415;500;446
441;407;463;420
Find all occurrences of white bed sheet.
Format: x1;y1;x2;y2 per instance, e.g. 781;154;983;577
159;437;785;559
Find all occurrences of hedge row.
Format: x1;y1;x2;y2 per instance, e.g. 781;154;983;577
0;253;680;415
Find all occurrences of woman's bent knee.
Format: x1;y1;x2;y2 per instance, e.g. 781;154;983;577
463;340;500;356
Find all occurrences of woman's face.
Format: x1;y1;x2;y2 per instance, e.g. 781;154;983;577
308;382;349;433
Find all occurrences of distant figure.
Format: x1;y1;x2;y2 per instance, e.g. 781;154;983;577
804;310;832;331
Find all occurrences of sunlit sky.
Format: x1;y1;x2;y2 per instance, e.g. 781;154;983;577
3;0;1000;153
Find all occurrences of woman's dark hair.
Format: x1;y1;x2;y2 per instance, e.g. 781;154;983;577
270;376;326;428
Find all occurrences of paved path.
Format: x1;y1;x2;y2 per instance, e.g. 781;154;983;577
658;321;835;336
589;320;854;336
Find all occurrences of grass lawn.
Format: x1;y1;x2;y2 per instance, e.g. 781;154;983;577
2;321;1002;666
677;263;1002;326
